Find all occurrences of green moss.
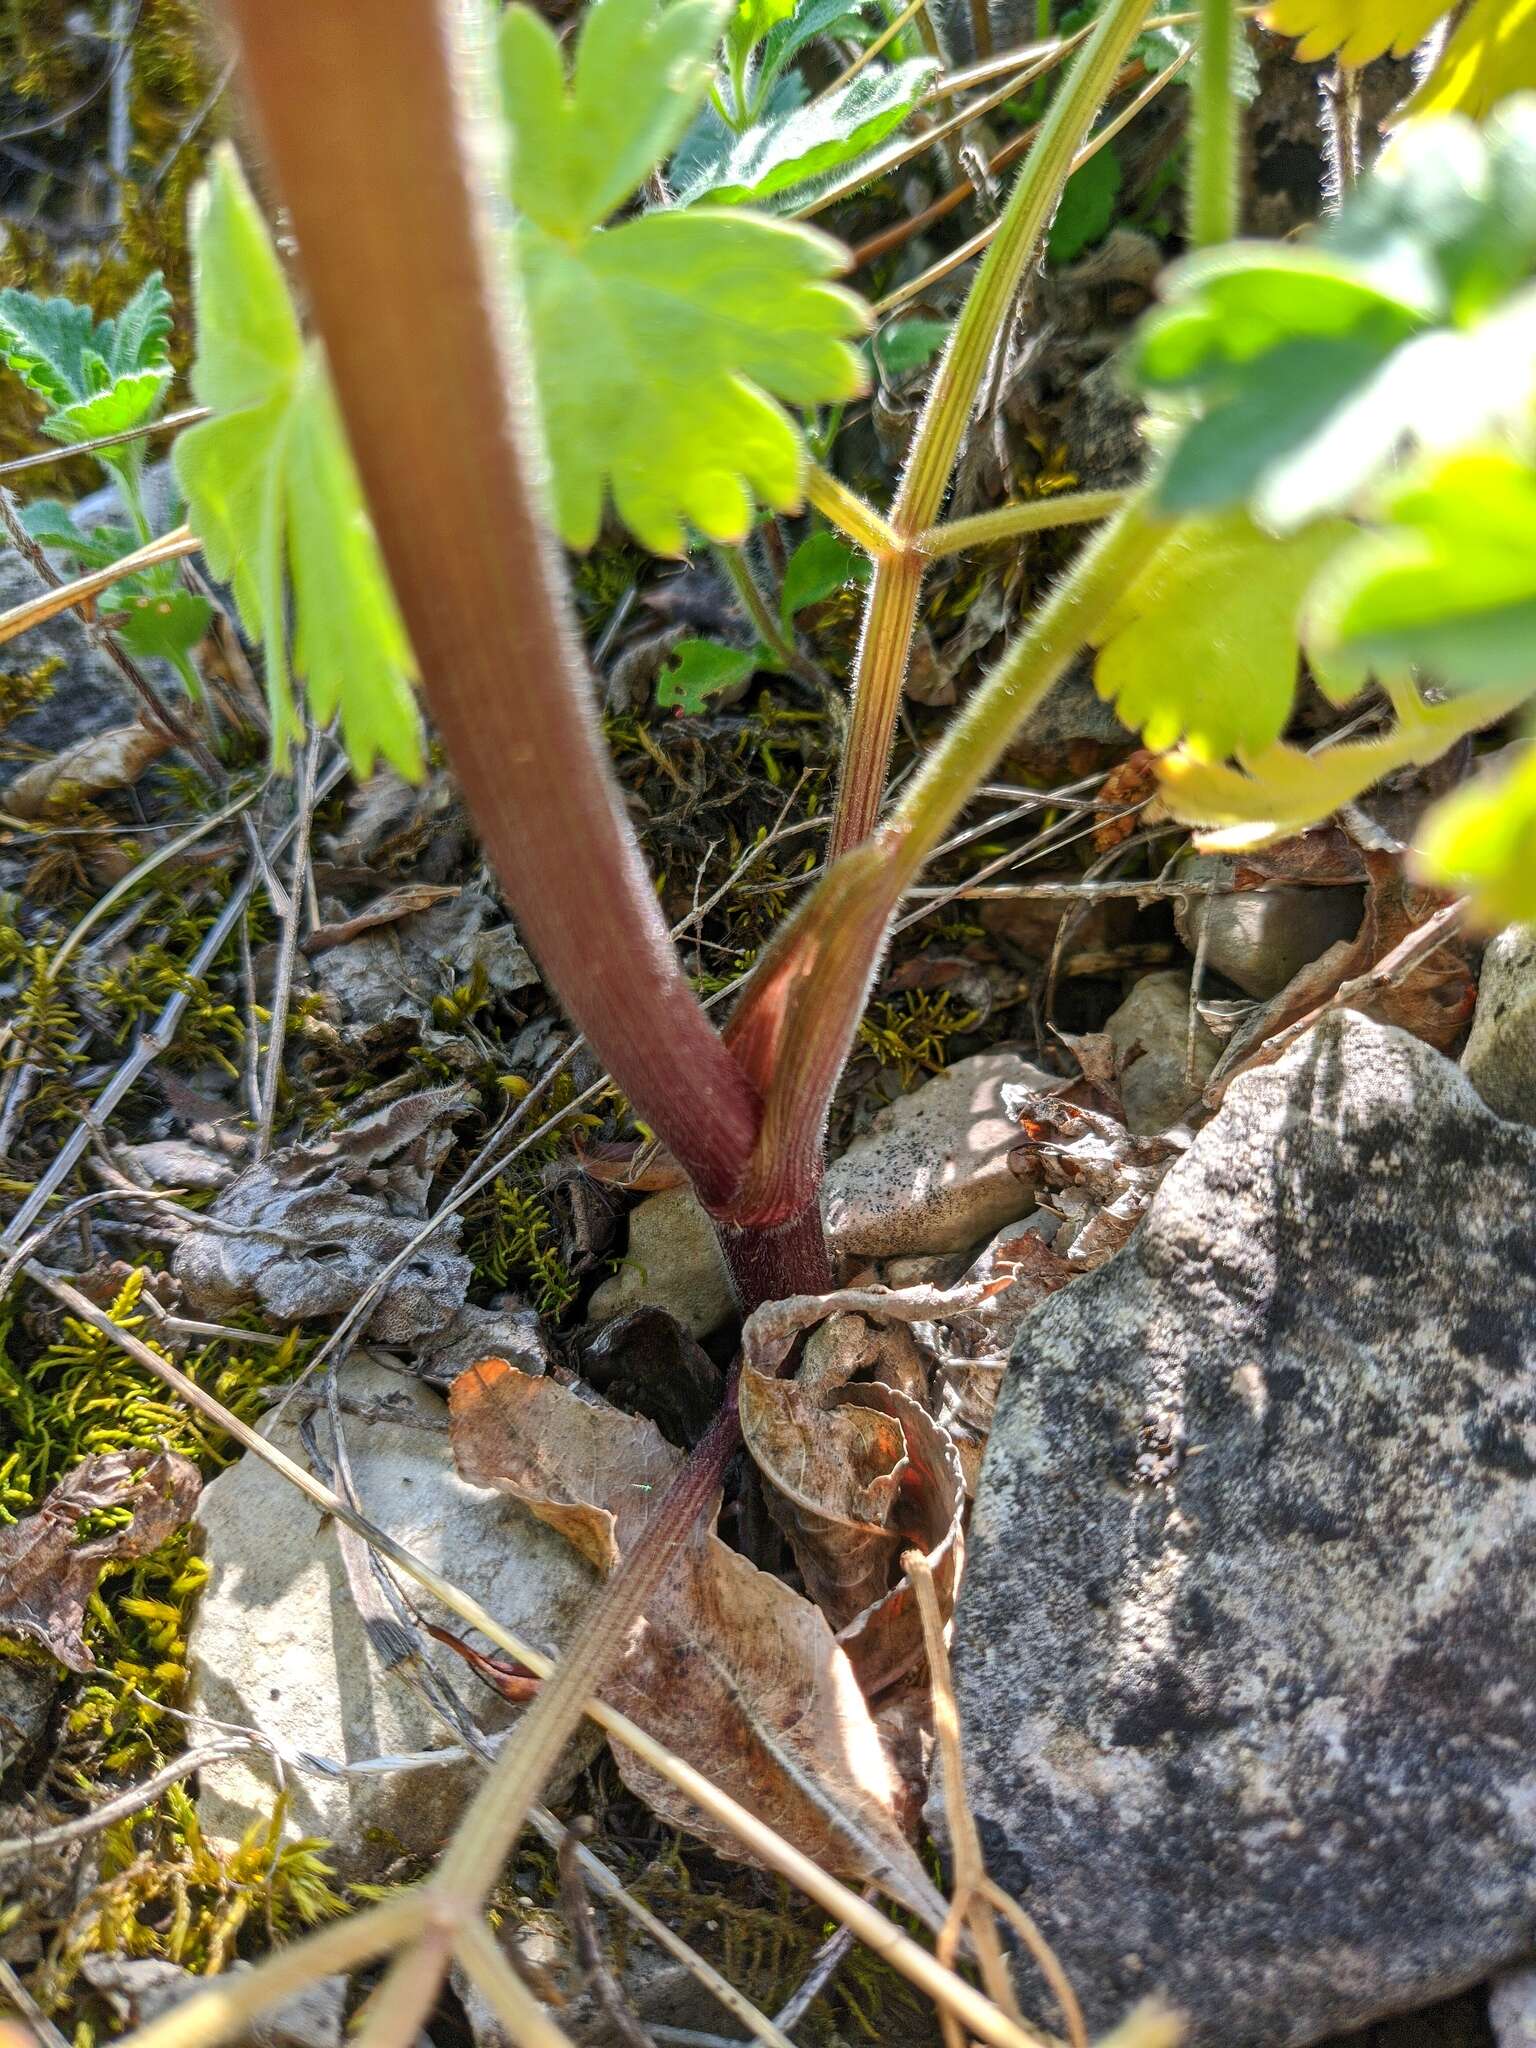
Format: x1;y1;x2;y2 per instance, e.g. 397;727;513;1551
858;987;980;1089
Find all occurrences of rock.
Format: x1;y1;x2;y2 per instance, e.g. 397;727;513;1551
585;1186;735;1340
187;1358;600;1876
0;550;132;785
117;1138;238;1192
822;1051;1054;1258
947;1012;1536;2048
79;1957;346;2048
1462;925;1536;1125
417;1298;553;1390
1492;1970;1536;2048
1176;856;1363;999
1103;971;1220;1133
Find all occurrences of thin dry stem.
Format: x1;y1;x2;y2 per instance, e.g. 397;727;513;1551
0;525;198;645
455;1921;580;2048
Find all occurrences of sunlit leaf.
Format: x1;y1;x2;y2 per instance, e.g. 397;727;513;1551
870;315;949;381
501;0;728;236
1417;740;1536;923
1400;0;1536;121
110;583;214;668
1135;103;1536;526
42;367;171;448
759;0;870;88
1158;679;1530;848
175;149;421;777
1307;445;1536;689
1092;511;1354;759
502;0;868;555
727;0;797;70
1259;0;1444;65
677;59;935;205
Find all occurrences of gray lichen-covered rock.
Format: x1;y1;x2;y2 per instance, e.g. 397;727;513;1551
1104;971;1220;1133
0;550;132;786
1463;924;1536;1126
187;1358;600;1876
948;1012;1536;2048
822;1051;1054;1258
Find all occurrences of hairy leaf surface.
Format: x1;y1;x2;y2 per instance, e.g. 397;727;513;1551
175;150;420;776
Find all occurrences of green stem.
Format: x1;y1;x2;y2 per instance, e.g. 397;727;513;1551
918;485;1124;557
1189;0;1239;246
892;488;1163;876
715;541;796;670
826;0;1154;861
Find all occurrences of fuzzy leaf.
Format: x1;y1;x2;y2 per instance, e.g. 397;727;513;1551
1402;0;1536;128
1047;143;1121;264
1258;0;1444;64
501;0;729;237
110;583;214;668
1093;511;1354;759
0;272;172;428
20;500;129;570
1307;446;1536;690
42;366;171;448
519;210;866;553
680;59;935;205
1417;741;1536;923
728;0;797;69
657;637;758;710
175;150;421;777
502;0;868;554
759;0;870;87
107;271;175;379
871;315;950;381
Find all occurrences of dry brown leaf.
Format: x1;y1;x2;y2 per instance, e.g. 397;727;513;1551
0;1451;201;1671
447;1359;947;1925
739;1362;908;1629
5;722;173;819
1093;749;1159;854
450;1358;680;1573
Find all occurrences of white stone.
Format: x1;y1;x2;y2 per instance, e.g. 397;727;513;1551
821;1051;1053;1258
585;1186;736;1338
187;1358;599;1876
1492;1968;1536;2048
1462;924;1536;1125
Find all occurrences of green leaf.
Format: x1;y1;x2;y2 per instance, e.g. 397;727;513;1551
759;0;870;89
1417;740;1536;925
0;290;111;409
501;0;868;554
500;0;728;237
1047;144;1120;265
871;315;950;382
1307;446;1536;692
519;208;865;554
1092;510;1354;759
175;149;421;778
779;529;868;623
678;58;934;205
658;637;759;710
109;582;214;668
727;0;797;71
19;500;131;570
106;272;174;380
41;366;172;448
1135;103;1536;527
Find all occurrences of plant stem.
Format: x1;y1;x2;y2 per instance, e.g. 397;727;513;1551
827;0;1155;859
893;489;1163;875
805;464;899;554
221;0;762;1220
919;485;1124;556
1189;0;1239;246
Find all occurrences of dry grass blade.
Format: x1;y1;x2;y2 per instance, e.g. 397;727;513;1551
0;525;200;645
28;1266;1041;2048
454;1921;580;2048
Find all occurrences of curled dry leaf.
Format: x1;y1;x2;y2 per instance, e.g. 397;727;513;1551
450;1357;680;1573
301;881;462;956
740;1302;966;1693
0;1451;201;1672
5;721;173;819
1005;1089;1183;1269
446;1357;946;1925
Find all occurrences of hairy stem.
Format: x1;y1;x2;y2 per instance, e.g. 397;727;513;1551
918;486;1124;557
1189;0;1239;245
827;0;1154;857
222;0;761;1217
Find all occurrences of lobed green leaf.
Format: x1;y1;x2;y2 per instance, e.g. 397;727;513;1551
677;58;935;206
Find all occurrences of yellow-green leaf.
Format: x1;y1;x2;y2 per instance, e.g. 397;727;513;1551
174;149;421;778
1092;511;1355;760
1259;0;1444;66
1399;0;1536;122
1417;739;1536;922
